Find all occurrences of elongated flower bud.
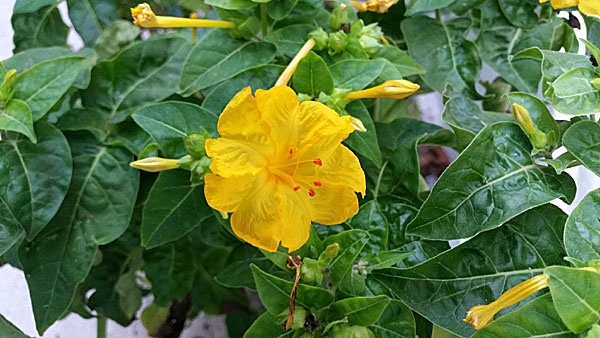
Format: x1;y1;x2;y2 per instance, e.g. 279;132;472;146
274;38;316;87
0;69;17;102
351;117;367;132
346;80;419;100
512;103;548;149
130;157;180;172
591;78;600;91
464;274;548;330
131;3;234;29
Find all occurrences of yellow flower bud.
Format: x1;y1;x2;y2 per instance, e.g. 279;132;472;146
592;78;600;91
2;69;17;88
345;80;420;100
131;3;234;29
351;0;400;13
464;274;548;330
351;117;367;132
130;157;180;172
512;103;536;135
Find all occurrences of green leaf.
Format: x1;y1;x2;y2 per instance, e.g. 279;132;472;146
292;51;333;96
508;92;559;148
66;0;118;45
202;65;284;115
243;311;293;338
362;250;414;272
11;4;68;52
216;255;286;289
442;91;512;149
472;294;579;338
14;56;86;121
369;300;416;338
132;102;217;158
406;122;575;240
547;151;579;175
563;121;600;177
551;68;600;115
345;100;382;167
180;30;277;96
3;47;82;72
55;108;110;141
512;48;593;97
546;266;600;333
331;295;390;326
329;59;386;91
0;314;30;338
374;204;569;337
374;46;425;80
251;264;335;315
497;0;538;28
582;39;600;66
81;35;190;123
205;0;257;9
322;229;369;285
564;188;600;263
19;132;138;334
376;118;456;198
405;0;454;16
13;0;58;13
0;122;71;251
144;236;197;307
348;201;388;254
402;16;480;97
0;99;36;143
141;171;212;249
94;20;141;61
267;0;301;21
477;2;567;93
265;24;315;56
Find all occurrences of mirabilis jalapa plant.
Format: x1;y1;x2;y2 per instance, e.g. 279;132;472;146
2;0;600;337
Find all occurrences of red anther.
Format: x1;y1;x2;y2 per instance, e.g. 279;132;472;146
289;148;294;155
293;185;301;191
308;189;316;197
314;181;322;186
313;159;322;166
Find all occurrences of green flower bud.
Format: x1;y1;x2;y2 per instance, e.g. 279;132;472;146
328;31;348;56
358;35;381;56
329;5;348;31
184;131;210;158
591;78;600;91
190;156;212;186
331;324;353;338
291;307;308;330
0;69;17;102
309;28;329;51
300;258;323;284
177;155;195;170
530;130;548;150
318;243;340;266
349;326;374;338
349;20;364;38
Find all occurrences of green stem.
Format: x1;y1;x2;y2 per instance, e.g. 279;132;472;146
373;161;388;201
97;316;107;338
260;3;268;38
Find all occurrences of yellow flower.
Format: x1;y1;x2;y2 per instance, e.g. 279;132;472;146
131;3;234;29
204;86;366;252
130;157;180;172
464;274;549;330
512;103;536;135
345;80;420;100
539;0;600;15
351;0;399;13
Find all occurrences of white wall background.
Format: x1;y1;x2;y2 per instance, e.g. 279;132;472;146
1;1;599;338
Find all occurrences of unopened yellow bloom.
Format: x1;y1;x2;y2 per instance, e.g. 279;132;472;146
539;0;600;15
204;86;366;252
131;3;234;29
345;80;420;100
130;157;180;172
464;274;549;330
512;103;536;135
351;0;399;13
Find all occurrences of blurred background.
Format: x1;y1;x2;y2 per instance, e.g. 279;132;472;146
0;1;599;337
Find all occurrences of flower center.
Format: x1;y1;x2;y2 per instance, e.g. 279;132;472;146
268;147;324;197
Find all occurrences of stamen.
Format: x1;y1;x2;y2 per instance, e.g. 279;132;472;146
308;189;316;197
313;159;322;166
314;181;322;186
293;185;301;191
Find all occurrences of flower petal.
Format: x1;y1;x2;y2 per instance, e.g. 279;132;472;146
217;86;274;155
579;0;600;14
204;173;255;212
255;86;300;150
549;0;578;8
305;183;360;225
230;178;311;252
206;138;266;177
320;145;366;197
